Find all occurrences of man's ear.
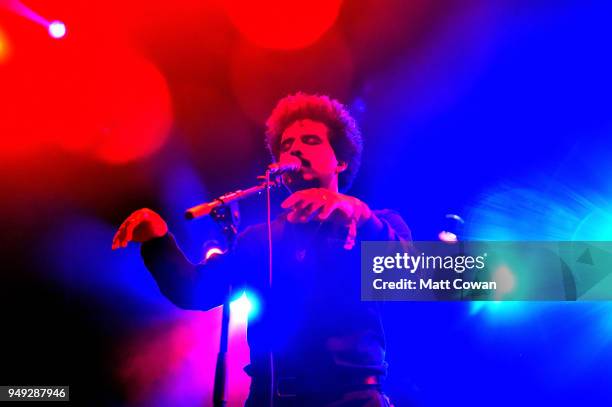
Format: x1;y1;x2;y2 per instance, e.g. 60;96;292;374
337;161;348;173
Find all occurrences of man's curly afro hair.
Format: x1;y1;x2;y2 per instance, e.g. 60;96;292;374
265;93;363;191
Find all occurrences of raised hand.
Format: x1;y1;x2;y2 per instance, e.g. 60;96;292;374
281;188;371;225
281;189;374;250
111;208;168;250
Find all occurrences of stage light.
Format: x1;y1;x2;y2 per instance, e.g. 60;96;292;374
230;292;254;325
438;213;464;243
205;247;224;260
438;231;458;243
492;265;516;299
224;0;342;50
468;300;528;323
48;21;66;39
53;49;173;164
572;207;612;241
0;26;9;63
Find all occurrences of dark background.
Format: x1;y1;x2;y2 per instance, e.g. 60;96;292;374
1;0;611;405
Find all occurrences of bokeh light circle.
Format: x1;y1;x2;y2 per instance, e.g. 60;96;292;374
230;31;354;123
223;0;343;50
55;46;174;164
0;26;10;63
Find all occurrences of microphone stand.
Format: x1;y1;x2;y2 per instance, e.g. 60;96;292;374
185;176;283;407
185;177;282;220
210;203;237;407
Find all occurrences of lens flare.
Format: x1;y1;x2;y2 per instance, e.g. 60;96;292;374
48;21;66;39
0;26;10;63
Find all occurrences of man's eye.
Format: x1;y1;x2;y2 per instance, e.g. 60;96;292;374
303;135;321;145
280;140;292;152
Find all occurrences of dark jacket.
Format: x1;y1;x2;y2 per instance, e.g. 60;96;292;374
141;209;411;401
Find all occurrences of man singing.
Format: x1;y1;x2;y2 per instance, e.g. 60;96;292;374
112;93;411;406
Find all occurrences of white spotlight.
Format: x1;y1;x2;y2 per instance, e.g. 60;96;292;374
48;21;66;39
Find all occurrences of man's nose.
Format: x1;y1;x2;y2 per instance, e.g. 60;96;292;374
289;149;303;158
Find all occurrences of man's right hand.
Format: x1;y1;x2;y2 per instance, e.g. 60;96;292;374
112;208;168;250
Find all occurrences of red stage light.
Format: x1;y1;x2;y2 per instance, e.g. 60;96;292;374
79;50;173;165
0;26;9;63
0;21;172;164
223;0;343;50
230;32;354;123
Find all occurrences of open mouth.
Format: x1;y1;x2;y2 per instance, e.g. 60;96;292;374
298;157;311;168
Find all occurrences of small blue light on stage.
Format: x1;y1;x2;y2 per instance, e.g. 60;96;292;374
230;292;258;325
469;300;526;322
48;21;66;39
469;301;487;315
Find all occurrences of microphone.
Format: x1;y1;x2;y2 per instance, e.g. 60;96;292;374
267;156;302;175
185;159;299;220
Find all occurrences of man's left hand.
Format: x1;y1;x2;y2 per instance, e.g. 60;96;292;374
281;188;371;226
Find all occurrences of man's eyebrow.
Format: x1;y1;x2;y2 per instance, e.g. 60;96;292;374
301;133;321;138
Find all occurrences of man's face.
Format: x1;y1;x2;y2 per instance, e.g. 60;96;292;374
278;119;343;190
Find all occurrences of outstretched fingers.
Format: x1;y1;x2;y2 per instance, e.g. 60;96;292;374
317;200;342;221
296;201;326;223
111;228;122;250
112;216;136;249
281;191;307;209
122;218;135;248
112;220;129;250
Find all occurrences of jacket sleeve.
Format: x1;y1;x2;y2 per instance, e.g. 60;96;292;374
140;229;257;311
359;209;413;242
